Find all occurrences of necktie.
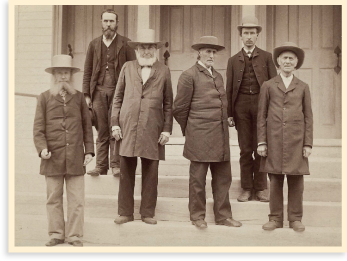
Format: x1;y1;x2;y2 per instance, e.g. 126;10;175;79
247;51;252;58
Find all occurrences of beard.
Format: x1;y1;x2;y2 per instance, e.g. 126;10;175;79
136;50;157;67
102;26;117;40
50;80;76;96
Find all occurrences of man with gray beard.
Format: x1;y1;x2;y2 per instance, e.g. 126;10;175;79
111;29;173;225
34;55;94;247
83;9;136;177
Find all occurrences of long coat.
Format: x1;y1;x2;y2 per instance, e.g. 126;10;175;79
33;90;95;176
257;75;313;175
82;34;136;101
173;62;230;162
110;60;173;161
226;46;277;119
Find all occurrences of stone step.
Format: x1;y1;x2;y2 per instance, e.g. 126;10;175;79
15;173;341;203
15;214;341;247
15;193;341;228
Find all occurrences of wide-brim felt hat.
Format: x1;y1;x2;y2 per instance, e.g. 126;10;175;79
128;29;164;49
273;42;305;69
191;36;225;51
45;54;80;74
237;15;262;33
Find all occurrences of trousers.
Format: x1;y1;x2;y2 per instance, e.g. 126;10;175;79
268;174;304;222
45;175;84;242
118;156;159;218
189;161;233;222
234;93;267;191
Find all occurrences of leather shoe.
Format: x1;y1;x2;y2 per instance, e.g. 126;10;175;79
45;238;64;247
255;190;269;202
192;219;207;229
216;218;242;227
141;216;157;225
112;167;121;177
114;215;134;224
68;240;83;247
262;220;283;231
237;190;252;202
289;221;305;232
87;168;107;176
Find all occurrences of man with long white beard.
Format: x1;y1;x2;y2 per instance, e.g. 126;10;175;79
111;29;173;225
33;55;94;247
83;9;136;177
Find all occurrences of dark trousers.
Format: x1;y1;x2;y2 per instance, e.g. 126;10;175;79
234;93;267;191
189;161;233;223
118;156;159;218
268;174;304;222
93;71;120;172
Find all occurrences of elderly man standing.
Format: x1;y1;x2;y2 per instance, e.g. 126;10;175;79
226;16;277;202
33;55;94;247
83;9;136;177
111;29;173;225
258;42;313;232
173;36;242;229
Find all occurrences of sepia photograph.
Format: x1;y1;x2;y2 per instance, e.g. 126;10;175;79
10;3;343;252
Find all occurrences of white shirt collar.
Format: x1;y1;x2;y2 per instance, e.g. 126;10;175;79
243;46;255;55
198;60;213;75
280;73;294;89
102;33;117;46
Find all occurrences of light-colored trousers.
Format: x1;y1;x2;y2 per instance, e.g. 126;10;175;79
45;175;84;242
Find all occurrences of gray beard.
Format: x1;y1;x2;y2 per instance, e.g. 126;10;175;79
136;51;157;67
50;81;76;96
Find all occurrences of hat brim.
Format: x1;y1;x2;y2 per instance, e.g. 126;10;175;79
273;46;305;70
191;44;225;52
45;67;80;74
237;25;262;33
128;41;164;49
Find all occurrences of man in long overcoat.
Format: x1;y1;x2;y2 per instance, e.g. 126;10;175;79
226;16;277;202
33;55;94;247
173;36;242;229
83;9;136;176
111;29;173;225
257;42;313;232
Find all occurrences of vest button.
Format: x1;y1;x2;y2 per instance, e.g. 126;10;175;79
141;96;144;99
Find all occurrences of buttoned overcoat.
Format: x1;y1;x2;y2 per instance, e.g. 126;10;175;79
257;75;313;175
226;46;277;119
173;62;230;162
110;60;173;161
33;90;95;176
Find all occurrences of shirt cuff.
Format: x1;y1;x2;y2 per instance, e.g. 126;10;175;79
258;142;267;146
161;132;170;138
112;126;121;131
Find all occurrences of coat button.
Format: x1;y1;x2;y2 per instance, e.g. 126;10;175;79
238;80;241;82
283;123;286;126
64;104;66;107
66;130;68;133
283;108;286;110
141;96;144;99
66;143;69;146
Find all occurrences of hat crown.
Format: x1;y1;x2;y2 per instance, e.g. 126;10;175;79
241;16;259;26
196;36;219;46
135;29;156;44
278;41;299;48
51;55;73;68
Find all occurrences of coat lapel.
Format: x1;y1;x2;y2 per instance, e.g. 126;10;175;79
252;46;260;59
274;75;287;93
95;36;102;64
114;35;123;67
196;62;215;78
53;94;64;103
286;75;298;93
64;93;74;104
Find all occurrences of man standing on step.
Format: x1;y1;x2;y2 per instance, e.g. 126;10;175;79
83;9;136;177
258;42;313;232
173;36;242;229
111;29;173;225
226;16;277;202
34;55;94;247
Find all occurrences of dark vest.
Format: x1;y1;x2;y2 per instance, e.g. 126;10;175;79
239;50;260;94
97;37;117;86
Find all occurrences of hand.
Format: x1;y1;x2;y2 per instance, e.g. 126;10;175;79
303;146;312;158
158;134;169;146
228;117;235;127
41;148;51;159
85;96;92;108
112;128;123;141
83;153;93;166
257;144;267;157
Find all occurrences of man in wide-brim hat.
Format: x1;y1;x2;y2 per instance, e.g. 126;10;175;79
173;36;242;229
34;54;95;247
257;42;313;232
111;29;173;225
226;15;277;203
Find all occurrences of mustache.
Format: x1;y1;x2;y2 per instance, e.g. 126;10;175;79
50;81;76;96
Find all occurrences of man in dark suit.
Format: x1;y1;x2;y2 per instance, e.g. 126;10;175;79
226;16;277;202
83;9;136;176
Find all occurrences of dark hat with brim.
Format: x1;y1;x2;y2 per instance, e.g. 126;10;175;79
127;29;164;49
45;55;80;74
273;42;305;69
191;36;225;51
237;16;262;33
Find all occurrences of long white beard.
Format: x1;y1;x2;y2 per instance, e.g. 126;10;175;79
136;51;157;66
50;81;76;96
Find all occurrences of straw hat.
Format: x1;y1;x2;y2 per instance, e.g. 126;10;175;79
191;36;225;51
237;16;262;34
128;29;164;49
273;42;305;69
45;55;80;74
